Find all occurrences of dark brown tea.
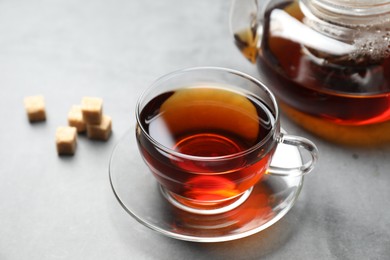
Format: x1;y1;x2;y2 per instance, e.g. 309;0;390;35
136;86;276;208
234;1;390;145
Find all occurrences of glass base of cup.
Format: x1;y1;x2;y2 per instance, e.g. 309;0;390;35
159;185;253;215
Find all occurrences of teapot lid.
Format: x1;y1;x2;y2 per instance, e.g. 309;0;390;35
304;0;390;25
313;0;390;15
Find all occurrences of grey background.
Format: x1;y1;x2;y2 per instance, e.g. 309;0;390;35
0;0;389;259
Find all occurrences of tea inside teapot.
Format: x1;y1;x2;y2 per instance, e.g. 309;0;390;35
231;0;390;146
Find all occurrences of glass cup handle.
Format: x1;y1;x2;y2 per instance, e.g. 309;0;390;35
267;133;319;177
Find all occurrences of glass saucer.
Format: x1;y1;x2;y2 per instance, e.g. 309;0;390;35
109;129;304;243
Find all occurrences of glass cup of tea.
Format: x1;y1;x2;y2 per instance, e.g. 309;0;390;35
135;67;318;215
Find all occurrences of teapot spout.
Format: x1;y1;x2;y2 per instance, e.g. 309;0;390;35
230;0;265;63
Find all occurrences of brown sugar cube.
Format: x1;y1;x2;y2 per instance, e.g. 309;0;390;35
23;95;46;122
68;105;86;133
81;97;103;124
56;126;77;155
86;115;112;141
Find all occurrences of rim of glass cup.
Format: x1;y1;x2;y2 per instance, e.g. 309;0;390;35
135;66;280;161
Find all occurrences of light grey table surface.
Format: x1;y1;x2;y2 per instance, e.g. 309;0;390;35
1;0;389;259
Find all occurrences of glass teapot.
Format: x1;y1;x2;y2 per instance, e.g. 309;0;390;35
230;0;390;146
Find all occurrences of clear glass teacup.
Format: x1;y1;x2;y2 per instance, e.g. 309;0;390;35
135;67;318;215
